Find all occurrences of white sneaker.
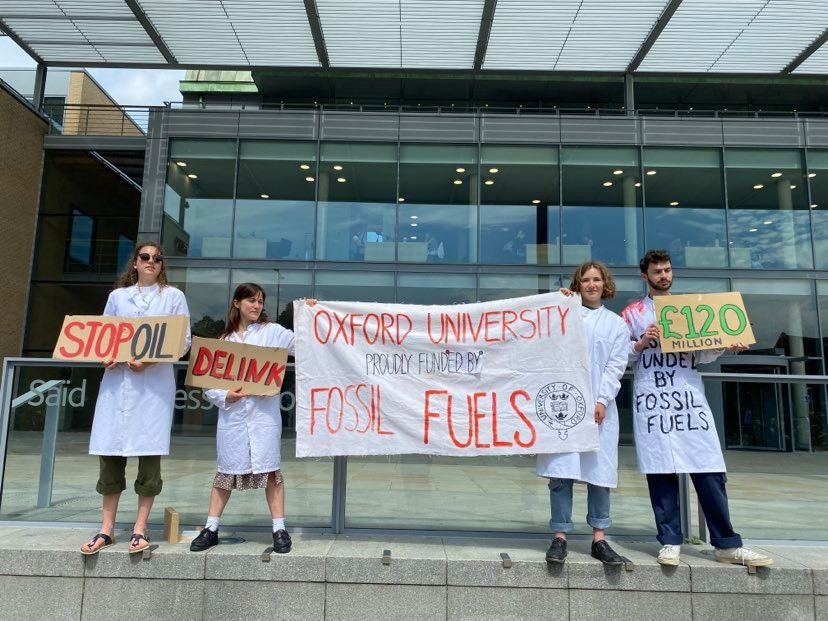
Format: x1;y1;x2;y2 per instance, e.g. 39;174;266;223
657;544;681;566
714;547;773;567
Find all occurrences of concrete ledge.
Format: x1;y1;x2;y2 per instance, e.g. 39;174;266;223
0;527;823;620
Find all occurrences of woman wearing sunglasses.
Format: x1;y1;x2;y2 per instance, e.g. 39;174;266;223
81;241;190;555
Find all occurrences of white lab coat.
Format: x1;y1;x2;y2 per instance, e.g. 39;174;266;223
89;284;191;456
203;322;295;475
536;305;630;488
621;296;726;474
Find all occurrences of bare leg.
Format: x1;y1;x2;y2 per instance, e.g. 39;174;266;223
208;486;232;518
129;495;156;551
593;528;605;542
265;471;285;519
81;492;120;553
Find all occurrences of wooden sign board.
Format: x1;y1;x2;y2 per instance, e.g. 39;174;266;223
654;292;756;353
185;336;289;396
53;315;189;362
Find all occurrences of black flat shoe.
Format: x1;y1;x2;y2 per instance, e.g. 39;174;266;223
272;529;292;554
591;540;624;566
190;527;219;552
545;536;567;564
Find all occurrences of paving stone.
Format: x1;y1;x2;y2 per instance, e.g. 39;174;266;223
204;533;333;581
682;545;813;594
570;589;692;621
447;586;568;621
816;596;828;621
566;541;690;592
325;583;446;621
203;580;324;620
763;545;828;595
326;535;446;585
0;527;86;576
445;537;566;588
0;575;82;621
690;593;814;621
80;578;204;621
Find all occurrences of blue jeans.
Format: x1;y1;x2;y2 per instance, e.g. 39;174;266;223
548;478;612;533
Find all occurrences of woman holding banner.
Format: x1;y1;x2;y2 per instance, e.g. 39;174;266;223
81;241;190;555
190;283;313;554
536;261;631;566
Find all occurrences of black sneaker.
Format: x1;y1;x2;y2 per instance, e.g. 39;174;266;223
591;540;624;566
545;537;567;564
190;527;219;552
272;529;292;554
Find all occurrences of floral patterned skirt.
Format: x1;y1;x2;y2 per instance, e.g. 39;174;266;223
213;470;282;490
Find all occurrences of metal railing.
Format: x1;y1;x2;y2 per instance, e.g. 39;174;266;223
1;356;826;539
41;103;150;137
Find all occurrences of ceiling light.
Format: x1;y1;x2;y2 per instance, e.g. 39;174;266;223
484;179;494;185
300;164;310;170
260;194;269;199
790;184;797;189
398;197;405;202
763;220;773;225
333;165;343;171
453;179;463;185
410;215;418;219
410;223;418;227
811;204;818;209
753;184;764;189
646;170;656;176
410;236;418;240
187;173;197;179
305;176;315;182
669;201;679;206
531;199;541;204
613;169;623;175
635;182;641;187
337;177;346;183
749;228;758;232
175;161;187;167
602;181;613;187
771;172;782;178
808;172;816;178
456;167;466;173
489;168;499;174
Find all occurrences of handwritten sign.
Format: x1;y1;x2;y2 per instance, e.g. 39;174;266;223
294;293;597;457
654;292;755;353
184;337;289;396
53;315;189;362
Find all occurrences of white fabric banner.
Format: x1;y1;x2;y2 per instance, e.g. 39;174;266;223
294;292;597;457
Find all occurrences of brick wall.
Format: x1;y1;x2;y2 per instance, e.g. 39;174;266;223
62;72;143;136
0;85;48;365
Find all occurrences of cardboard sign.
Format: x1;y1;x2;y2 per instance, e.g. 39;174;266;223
654;292;755;353
293;292;597;457
184;336;289;396
53;315;189;362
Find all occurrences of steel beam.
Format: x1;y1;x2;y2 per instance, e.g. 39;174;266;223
124;0;177;64
782;27;828;74
473;0;497;70
0;18;44;64
626;0;682;73
303;0;330;68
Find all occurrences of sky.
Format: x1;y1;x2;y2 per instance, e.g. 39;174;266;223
0;35;184;106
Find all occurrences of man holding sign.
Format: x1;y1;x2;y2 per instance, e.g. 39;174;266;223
622;249;771;568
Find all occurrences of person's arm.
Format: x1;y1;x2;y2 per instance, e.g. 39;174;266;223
203;387;245;409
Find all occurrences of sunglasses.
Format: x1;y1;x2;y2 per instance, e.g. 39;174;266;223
137;252;164;263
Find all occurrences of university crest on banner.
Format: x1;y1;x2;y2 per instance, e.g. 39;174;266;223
293;292;597;457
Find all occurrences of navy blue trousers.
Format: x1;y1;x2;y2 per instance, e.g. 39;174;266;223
646;472;743;549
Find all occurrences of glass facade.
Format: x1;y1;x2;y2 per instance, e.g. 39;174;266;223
12;110;828;541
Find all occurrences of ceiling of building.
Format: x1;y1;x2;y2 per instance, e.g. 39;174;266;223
0;0;826;75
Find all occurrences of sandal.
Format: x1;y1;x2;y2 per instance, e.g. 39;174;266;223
80;533;114;556
128;533;150;554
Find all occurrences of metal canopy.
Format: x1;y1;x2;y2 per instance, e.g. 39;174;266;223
0;0;827;74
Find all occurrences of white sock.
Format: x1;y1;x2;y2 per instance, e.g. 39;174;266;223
205;515;220;532
272;517;285;532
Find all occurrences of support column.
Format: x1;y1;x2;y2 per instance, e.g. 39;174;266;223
468;173;479;263
316;171;330;259
623;175;639;264
32;63;47;112
624;73;635;117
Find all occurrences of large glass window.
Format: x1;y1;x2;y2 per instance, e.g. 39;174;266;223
163;139;236;258
398;145;477;263
479;145;560;265
725;149;813;269
396;272;476;305
317;143;397;262
561;146;643;266
235;141;316;260
314;270;395;303
643;148;727;268
808;150;828;269
477;274;554;302
167;267;230;339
